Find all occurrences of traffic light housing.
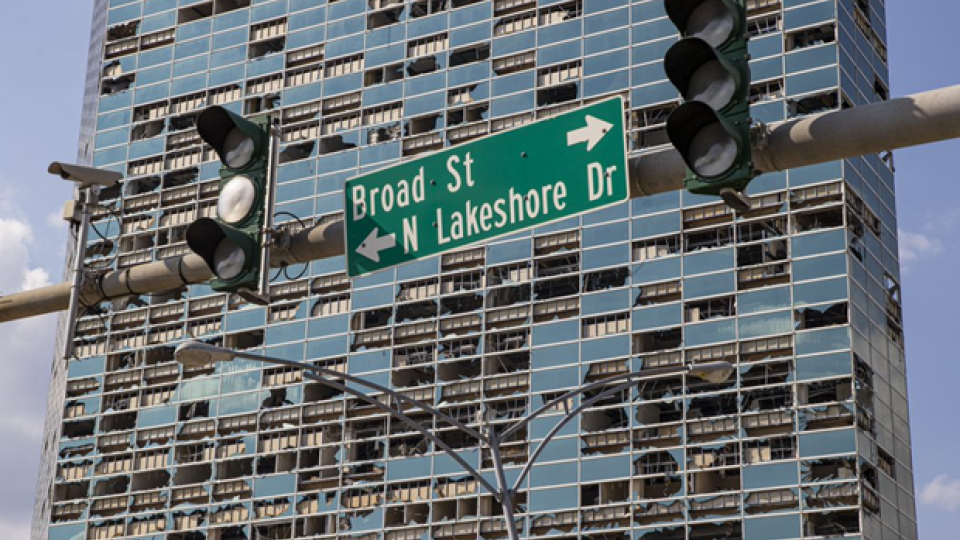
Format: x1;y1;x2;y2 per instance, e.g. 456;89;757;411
187;106;274;299
664;0;754;202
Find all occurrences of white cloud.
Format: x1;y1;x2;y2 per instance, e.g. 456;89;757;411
46;210;65;230
898;229;944;264
0;216;57;528
22;268;51;291
920;475;960;512
0;518;32;539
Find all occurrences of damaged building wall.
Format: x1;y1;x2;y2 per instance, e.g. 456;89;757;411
38;0;915;540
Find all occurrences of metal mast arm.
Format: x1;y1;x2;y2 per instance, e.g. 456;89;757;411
5;85;960;322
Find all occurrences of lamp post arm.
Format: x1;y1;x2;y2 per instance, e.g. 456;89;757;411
510;377;640;493
499;364;692;441
296;370;502;501
229;349;489;444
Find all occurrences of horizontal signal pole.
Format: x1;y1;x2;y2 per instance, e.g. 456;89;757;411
3;84;960;324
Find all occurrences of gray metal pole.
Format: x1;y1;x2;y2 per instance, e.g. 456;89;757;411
487;427;521;540
59;186;96;361
4;84;960;323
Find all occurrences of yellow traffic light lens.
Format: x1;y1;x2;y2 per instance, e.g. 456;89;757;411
213;238;246;279
687;60;736;110
689;122;737;178
223;127;255;169
217;175;257;224
686;0;735;48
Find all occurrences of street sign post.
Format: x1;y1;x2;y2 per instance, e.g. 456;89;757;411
344;97;629;277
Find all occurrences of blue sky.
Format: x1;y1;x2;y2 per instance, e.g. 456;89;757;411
0;0;957;537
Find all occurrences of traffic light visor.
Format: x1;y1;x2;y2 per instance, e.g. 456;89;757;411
197;106;265;170
186;218;257;281
666;0;742;48
665;39;741;112
667;102;742;179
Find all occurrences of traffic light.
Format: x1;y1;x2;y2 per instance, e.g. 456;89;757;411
187;106;275;301
664;0;754;209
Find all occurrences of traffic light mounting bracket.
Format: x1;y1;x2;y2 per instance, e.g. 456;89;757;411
236;118;279;306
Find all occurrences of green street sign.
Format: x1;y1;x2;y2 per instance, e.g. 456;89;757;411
344;97;629;277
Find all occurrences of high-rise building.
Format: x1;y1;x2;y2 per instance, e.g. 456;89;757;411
33;1;916;540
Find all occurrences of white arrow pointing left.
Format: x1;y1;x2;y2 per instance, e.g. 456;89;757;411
566;115;613;152
356;227;396;263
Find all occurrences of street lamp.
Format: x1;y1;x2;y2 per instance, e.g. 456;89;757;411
175;341;733;540
50;162;123;361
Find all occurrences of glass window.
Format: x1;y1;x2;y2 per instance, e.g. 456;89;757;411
529;486;578;512
744;515;803;540
796;352;852;381
799;429;856;457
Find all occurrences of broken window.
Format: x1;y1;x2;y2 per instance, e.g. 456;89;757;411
447;103;489;126
406;55;440;76
367;6;404;30
441;292;484;314
800;378;852;405
793;206;843;232
493;51;536;75
405;113;442;135
539;0;582;25
794;303;848;330
537;82;578;106
486;284;530;309
449;44;490;67
786;23;836;51
688;394;739;419
582;313;629;338
279;141;315;163
743;436;796;463
396;300;438;322
215;0;251;14
635;280;682;307
685;296;736;322
740;360;793;387
222;330;263;351
788;90;840;117
688;468;740;495
534;275;579;300
685;227;733;252
364;62;404;86
582;267;627;292
319;134;357;154
742;386;793;411
804;510;860;536
179;401;211;421
737;216;786;242
178;3;213;24
737;239;787;267
633;328;682;354
410;0;447;18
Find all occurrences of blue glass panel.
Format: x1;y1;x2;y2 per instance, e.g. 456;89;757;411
799;429;856;457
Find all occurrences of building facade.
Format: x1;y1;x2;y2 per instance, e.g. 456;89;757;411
35;1;916;540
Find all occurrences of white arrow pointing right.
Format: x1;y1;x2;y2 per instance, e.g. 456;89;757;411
356;227;396;263
566;115;613;152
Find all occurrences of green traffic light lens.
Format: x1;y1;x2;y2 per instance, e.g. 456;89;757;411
223;127;255;169
213;238;246;280
218;175;257;224
689;122;738;178
686;0;736;48
687;59;736;110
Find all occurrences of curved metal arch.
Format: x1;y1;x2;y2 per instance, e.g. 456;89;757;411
510;377;642;493
298;371;502;501
230;350;500;500
499;363;699;442
233;350;489;443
